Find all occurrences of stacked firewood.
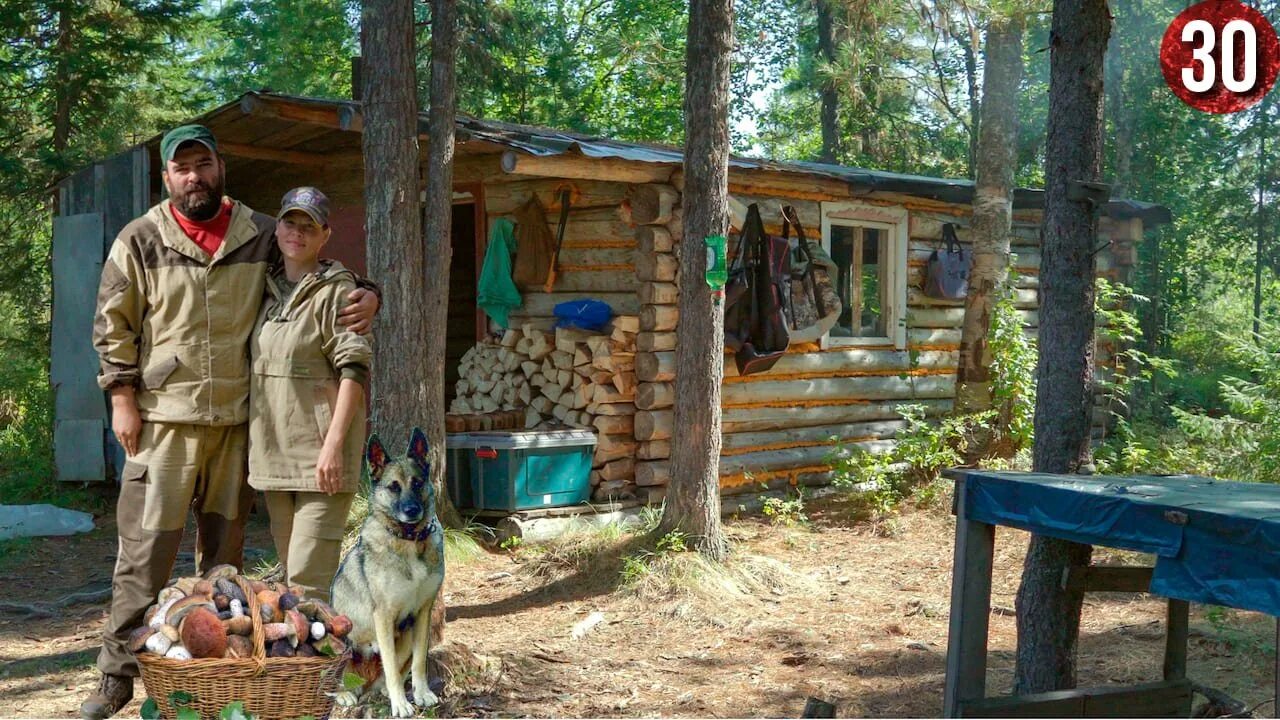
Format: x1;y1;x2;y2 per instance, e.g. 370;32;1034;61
447;318;642;500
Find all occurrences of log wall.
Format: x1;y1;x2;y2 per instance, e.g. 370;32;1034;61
469;162;1142;506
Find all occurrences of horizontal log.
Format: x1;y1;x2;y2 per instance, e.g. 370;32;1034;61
636;352;676;382
509;292;640;318
728;195;822;234
599;457;636;482
636;460;670;487
555;246;635;268
640;282;679;305
907;287;1037;309
907;307;1038;328
637;440;670;460
908;247;1040;271
641;305;679;331
631;184;679;225
594;434;638;464
549;268;639;294
637;331;677;352
719;440;894;476
502;149;673;184
593;402;636;416
593;414;634;435
636;382;674;409
636;252;679;282
723;349;956;379
906;266;1038;289
637;226;674;253
635;410;673;441
721;419;906;453
908;328;962;348
483;179;631;215
721;374;956;405
721;398;953;433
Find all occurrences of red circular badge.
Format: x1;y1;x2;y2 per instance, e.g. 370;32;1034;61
1160;0;1280;113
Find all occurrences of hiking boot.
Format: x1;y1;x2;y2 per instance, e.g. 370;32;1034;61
79;673;133;720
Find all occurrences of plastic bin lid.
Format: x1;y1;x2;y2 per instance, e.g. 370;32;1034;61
446;429;598;449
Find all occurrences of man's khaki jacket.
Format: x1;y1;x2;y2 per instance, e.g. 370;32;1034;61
94;198;275;426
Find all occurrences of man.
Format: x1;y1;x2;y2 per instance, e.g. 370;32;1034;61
81;125;379;719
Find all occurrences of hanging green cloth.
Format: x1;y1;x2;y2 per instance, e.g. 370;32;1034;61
477;217;522;328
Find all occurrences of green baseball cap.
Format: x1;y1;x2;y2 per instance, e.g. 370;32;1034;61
160;124;217;163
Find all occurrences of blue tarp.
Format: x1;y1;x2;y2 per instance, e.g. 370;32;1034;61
961;471;1280;616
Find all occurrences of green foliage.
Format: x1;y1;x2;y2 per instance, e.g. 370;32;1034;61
760;492;808;527
1094;278;1176;430
620;530;689;585
989;268;1037;451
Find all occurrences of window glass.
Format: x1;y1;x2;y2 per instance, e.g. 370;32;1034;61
829;224;887;338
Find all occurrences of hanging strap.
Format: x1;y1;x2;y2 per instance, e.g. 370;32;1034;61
542;188;573;293
782;205;826;317
942;222;962;254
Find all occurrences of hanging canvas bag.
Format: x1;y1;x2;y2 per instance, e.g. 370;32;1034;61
780;205;842;344
924;222;971;299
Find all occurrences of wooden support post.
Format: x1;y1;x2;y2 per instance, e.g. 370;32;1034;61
1162;599;1189;682
944;472;996;719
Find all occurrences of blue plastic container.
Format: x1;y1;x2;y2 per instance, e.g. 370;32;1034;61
448;430;597;511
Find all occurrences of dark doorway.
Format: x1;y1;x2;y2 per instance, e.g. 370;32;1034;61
446;200;480;400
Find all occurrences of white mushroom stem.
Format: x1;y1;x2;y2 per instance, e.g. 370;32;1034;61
150;596;181;629
229;599;244;618
144;633;172;655
164;645;192;660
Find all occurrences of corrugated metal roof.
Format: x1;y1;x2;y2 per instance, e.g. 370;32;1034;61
153;92;1175;225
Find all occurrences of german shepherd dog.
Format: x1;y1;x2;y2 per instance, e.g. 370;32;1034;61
331;428;444;717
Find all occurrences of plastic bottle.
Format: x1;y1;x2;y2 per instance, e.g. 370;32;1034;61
704;235;728;289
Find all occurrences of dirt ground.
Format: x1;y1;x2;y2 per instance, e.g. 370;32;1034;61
0;495;1275;718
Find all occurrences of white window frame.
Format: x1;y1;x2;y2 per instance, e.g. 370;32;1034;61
819;201;908;349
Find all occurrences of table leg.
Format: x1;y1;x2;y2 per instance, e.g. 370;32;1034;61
1162;599;1189;681
944;475;996;718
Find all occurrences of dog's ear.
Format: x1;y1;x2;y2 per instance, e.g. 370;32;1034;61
366;434;389;482
407;427;430;476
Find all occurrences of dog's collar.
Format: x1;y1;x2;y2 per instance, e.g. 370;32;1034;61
386;516;439;542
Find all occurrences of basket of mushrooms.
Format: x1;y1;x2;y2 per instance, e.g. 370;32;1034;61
132;564;352;720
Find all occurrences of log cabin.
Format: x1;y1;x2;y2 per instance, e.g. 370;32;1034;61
53;91;1170;506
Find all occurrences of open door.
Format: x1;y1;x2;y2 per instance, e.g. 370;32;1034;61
446;191;483;399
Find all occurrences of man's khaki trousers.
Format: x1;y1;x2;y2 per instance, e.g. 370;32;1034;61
97;422;255;677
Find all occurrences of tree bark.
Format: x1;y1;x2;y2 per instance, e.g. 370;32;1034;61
361;0;426;457
654;0;732;562
423;0;464;532
955;16;1024;415
816;0;841;164
1014;0;1109;695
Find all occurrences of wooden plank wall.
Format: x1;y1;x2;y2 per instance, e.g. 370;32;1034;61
487;178;642;326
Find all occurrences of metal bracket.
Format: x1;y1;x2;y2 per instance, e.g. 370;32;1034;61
1067;180;1111;207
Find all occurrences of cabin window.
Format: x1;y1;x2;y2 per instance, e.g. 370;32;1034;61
820;201;907;349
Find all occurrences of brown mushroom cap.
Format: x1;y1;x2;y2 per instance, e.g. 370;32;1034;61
179;607;227;659
192;580;214;598
214;578;247;606
127;626;156;653
268;638;295;658
172;577;199;595
286;610;310;646
325;615;353;639
225;634;254;659
165;595;216;628
256;590;283;622
223;615;253;636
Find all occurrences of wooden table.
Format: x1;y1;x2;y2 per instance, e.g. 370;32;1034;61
943;470;1280;718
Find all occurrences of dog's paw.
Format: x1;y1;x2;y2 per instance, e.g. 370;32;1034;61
413;685;440;708
389;694;416;718
333;690;359;707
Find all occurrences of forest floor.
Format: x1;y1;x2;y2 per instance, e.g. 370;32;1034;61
0;494;1275;718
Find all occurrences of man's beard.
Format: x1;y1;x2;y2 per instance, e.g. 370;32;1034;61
170;174;225;221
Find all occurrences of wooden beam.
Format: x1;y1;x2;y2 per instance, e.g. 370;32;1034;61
957;679;1193;718
501;150;674;184
239;94;361;132
1162;599;1189;681
1060;565;1153;593
219;142;360;167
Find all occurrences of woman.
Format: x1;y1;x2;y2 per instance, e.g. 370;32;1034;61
248;186;371;601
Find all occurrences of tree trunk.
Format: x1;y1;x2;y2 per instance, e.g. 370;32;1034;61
654;0;731;562
361;0;426;457
52;1;73;159
816;0;841;164
1013;0;1109;695
423;0;464;533
1254;101;1268;340
959;30;980;179
955;15;1024;416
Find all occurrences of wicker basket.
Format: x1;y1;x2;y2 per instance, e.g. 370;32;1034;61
136;577;350;720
